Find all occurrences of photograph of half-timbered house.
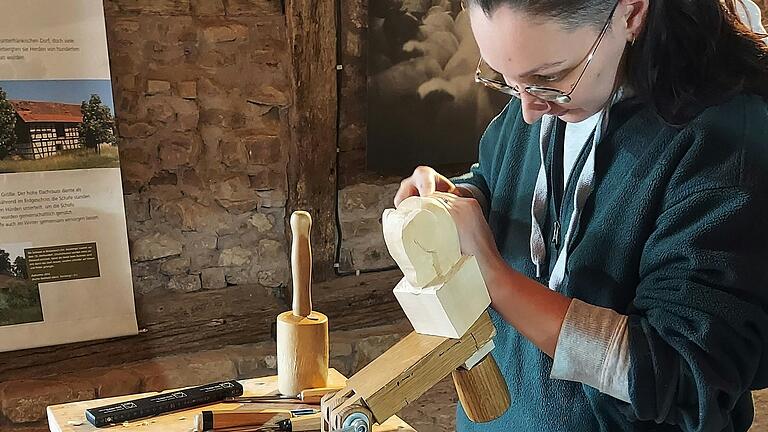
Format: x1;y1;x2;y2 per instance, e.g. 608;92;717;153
10;100;84;159
0;82;120;173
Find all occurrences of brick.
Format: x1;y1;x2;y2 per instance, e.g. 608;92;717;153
203;24;249;44
178;80;198;99
0;423;50;432
168;274;202;293
189;250;220;274
255;189;286;208
218;247;252;267
244;135;281;165
1;379;95;423
225;0;283;16
247;167;280;191
146;79;171;95
167;198;234;234
248;213;274;233
131;232;183;262
331;341;354;357
117;74;138;90
118;122;156;139
217;234;240;251
106;0;191;15
92;369;142;398
201;267;227;289
191;0;225;16
246;85;289;107
137;353;238;391
159;138;199;170
211;176;260;213
124;194;150;222
160;257;191;275
219;343;277;378
257;269;288;288
220;140;249;169
183;232;218;250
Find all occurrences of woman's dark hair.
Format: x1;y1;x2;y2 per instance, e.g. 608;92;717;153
468;0;768;125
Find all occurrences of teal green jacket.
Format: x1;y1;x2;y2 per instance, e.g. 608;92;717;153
453;95;768;432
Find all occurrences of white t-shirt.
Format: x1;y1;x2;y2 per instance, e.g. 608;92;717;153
563;112;601;189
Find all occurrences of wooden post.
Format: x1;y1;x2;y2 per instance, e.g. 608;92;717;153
285;0;339;283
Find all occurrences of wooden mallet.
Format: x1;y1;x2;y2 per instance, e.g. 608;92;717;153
277;211;329;396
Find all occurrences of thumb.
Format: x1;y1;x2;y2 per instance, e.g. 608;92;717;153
414;167;436;196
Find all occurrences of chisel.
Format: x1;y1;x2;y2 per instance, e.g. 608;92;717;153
223;386;343;405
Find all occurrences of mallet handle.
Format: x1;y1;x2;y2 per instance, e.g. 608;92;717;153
290;211;312;317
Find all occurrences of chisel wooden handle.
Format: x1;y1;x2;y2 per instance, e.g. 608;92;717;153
290;211;312;317
299;386;345;404
452;354;510;423
288;412;322;431
196;409;290;431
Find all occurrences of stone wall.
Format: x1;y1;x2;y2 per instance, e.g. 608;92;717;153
338;182;400;272
111;0;291;294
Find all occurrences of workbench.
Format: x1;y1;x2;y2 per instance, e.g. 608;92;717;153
47;369;417;432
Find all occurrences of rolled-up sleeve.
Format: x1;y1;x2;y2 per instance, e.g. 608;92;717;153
551;299;631;403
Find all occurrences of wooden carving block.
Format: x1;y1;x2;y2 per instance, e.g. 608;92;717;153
383;196;461;287
383;196;491;338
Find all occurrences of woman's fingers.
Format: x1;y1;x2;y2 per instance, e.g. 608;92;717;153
413;166;437;197
394;178;420;207
429;192;494;258
394;166;459;207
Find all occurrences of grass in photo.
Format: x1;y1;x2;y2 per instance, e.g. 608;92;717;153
0;245;43;326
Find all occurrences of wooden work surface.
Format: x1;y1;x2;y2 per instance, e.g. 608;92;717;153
47;369;416;432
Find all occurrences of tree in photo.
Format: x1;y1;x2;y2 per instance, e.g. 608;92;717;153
0;249;12;276
80;94;116;154
0;87;17;160
12;256;28;280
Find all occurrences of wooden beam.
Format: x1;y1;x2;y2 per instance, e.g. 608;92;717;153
285;0;338;282
321;312;497;430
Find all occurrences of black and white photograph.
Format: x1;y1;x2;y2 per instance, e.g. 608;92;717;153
368;0;508;173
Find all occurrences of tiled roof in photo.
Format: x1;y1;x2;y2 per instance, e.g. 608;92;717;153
10;100;83;124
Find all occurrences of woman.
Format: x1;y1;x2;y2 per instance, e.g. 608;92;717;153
394;1;768;431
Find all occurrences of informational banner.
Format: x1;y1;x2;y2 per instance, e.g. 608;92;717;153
0;0;137;352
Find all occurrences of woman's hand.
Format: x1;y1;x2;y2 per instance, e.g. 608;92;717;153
430;191;571;359
394;166;462;207
429;191;502;270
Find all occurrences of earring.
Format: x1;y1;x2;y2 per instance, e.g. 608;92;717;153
630;34;637;46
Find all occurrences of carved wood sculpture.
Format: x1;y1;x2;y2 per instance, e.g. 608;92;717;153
321;197;510;431
277;211;329;396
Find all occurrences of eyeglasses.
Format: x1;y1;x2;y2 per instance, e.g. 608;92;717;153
474;0;620;104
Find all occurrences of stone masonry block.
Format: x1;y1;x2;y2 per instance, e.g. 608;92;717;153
138;352;238;391
146;80;171;95
201;267;227;289
178;80;198;99
1;379;95;423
